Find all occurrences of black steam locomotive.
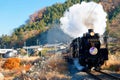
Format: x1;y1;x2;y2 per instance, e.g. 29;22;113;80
70;29;108;71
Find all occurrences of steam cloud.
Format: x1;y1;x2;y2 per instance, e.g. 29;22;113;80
60;1;107;38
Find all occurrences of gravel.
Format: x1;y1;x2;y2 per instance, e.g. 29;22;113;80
67;60;120;80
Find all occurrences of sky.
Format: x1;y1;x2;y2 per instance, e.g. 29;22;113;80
0;0;66;36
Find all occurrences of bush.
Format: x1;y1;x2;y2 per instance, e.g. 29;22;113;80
2;58;21;70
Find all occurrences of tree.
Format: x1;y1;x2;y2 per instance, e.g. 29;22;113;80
0;35;11;48
10;33;18;48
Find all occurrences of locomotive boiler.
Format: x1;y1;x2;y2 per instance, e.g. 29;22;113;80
70;29;108;71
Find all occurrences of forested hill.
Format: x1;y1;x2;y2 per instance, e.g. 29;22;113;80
0;0;120;48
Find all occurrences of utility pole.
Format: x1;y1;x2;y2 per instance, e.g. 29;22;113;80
36;39;40;46
24;41;28;56
24;41;26;47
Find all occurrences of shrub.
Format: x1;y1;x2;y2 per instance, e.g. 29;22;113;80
2;58;21;70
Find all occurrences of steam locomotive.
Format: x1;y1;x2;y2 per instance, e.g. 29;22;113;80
70;29;108;71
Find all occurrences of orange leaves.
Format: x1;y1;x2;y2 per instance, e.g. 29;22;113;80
2;58;21;70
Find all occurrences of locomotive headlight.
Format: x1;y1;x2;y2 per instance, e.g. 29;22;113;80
89;47;98;55
90;32;95;36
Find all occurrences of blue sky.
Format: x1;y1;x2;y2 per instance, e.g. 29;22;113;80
0;0;66;36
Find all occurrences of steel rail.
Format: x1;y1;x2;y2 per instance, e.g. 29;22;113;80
96;70;120;80
86;71;102;80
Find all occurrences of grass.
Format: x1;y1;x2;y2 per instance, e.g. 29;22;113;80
1;48;120;80
46;54;68;73
101;52;120;73
13;53;70;80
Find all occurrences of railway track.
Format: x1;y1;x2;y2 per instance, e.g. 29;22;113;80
86;70;120;80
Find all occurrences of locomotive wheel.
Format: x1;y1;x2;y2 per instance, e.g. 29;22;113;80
94;61;103;71
94;66;101;71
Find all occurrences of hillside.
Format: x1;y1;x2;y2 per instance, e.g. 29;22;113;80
0;0;120;49
38;26;72;44
108;13;120;53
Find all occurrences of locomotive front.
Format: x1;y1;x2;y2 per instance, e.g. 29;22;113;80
79;29;102;69
71;29;108;71
81;29;100;56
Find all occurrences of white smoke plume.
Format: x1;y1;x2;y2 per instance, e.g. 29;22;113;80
60;1;107;38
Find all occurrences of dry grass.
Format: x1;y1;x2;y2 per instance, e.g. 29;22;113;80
46;54;68;73
37;53;70;79
20;56;40;63
13;53;70;80
0;57;40;80
101;52;120;73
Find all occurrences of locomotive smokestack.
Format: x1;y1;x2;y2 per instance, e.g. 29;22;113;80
88;29;94;33
88;29;95;36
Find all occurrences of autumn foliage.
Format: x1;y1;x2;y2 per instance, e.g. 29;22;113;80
2;58;21;70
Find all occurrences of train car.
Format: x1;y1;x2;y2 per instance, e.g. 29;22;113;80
70;29;108;71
